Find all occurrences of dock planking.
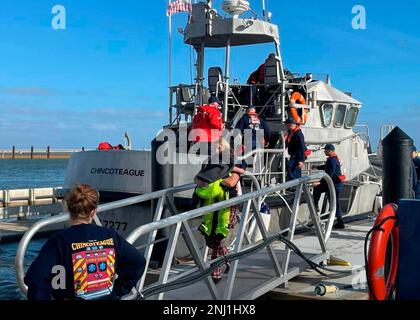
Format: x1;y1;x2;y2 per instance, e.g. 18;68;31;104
0;218;67;243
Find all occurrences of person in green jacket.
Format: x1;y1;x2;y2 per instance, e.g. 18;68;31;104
194;139;244;283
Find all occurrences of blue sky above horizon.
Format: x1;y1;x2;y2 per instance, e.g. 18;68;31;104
0;0;419;149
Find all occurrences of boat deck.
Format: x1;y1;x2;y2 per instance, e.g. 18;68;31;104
264;219;372;300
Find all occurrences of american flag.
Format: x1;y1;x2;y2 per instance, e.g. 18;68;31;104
167;0;192;17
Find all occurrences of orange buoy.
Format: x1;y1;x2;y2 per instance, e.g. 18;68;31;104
367;204;399;300
289;92;308;125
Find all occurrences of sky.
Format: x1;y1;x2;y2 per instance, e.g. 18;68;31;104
0;0;419;150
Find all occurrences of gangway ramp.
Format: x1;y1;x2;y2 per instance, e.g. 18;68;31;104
16;172;338;300
159;242;327;300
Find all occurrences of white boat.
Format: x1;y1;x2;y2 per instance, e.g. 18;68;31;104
15;0;409;301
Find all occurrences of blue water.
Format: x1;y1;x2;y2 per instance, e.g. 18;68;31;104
0;159;67;190
0;159;68;300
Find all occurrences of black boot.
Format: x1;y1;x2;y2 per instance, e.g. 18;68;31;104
334;217;345;230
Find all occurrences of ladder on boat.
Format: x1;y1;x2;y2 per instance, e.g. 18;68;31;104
15;172;337;300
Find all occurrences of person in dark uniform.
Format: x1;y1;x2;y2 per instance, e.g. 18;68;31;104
413;146;420;199
313;144;346;229
236;107;271;150
24;184;146;300
239;53;276;106
285;118;306;181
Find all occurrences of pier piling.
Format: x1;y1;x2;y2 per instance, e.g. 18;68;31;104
382;127;415;205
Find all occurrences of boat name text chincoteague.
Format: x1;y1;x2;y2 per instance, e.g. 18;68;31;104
91;168;146;177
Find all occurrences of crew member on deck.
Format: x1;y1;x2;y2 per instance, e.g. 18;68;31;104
24;184;146;300
191;95;224;156
236;107;271;150
241;53;276;106
313;144;346;230
285;118;306;181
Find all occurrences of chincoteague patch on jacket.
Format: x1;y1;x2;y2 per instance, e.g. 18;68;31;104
72;238;116;300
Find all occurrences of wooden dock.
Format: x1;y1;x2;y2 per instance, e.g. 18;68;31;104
0;187;65;243
0;187;64;223
0;147;86;160
0;218;67;243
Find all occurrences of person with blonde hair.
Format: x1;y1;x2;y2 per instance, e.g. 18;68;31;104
24;184;145;300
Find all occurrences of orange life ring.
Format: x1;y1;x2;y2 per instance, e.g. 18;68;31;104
289;92;308;125
367;204;399;300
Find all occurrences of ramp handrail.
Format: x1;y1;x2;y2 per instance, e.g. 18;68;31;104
122;172;336;300
16;172;337;300
15;182;196;295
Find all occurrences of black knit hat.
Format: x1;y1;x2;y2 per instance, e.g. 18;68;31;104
196;163;233;184
208;96;221;105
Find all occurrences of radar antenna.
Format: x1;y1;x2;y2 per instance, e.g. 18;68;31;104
221;0;250;18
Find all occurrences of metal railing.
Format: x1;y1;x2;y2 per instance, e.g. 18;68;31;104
380;124;396;141
238;148;286;188
15;182;195;295
16;172;337;300
121;172;335;300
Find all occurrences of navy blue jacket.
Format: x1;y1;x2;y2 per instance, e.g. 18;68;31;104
326;156;343;186
24;224;145;300
236;114;271;146
286;129;306;163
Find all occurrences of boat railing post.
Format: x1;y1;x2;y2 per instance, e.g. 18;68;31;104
3;190;9;209
223;199;252;300
197;43;205;106
223;38;231;123
282;183;304;277
12;146;16;160
47;146;51;159
30;146;34;160
29;188;35;206
275;41;285;81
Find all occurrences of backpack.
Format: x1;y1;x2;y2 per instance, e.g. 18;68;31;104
98;142;113;150
192;105;223;131
97;142;125;150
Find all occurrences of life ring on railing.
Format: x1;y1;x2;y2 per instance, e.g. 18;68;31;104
367;204;399;300
289;92;308;126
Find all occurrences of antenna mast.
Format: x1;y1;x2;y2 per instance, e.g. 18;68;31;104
262;0;267;20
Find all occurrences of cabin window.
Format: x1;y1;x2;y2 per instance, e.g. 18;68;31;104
345;107;359;128
334;104;347;128
321;104;334;127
